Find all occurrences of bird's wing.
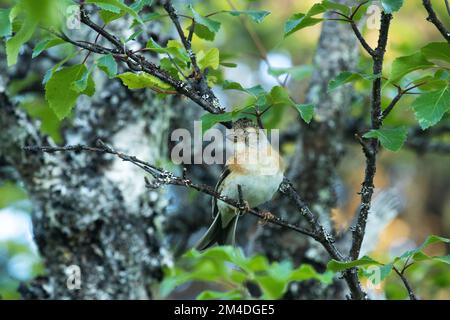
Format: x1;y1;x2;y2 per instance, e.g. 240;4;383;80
212;165;231;218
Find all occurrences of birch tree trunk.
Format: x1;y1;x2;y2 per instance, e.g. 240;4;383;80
0;33;173;299
255;0;360;299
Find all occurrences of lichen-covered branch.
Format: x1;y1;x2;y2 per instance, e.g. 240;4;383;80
350;12;392;261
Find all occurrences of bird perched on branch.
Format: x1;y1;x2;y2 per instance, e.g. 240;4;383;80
195;118;284;250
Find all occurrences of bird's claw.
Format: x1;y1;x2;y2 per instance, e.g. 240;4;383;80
238;200;251;214
259;211;276;225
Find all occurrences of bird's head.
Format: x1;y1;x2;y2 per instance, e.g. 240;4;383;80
227;118;262;146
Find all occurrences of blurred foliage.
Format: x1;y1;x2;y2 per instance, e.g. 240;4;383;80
159;246;334;300
328;235;450;286
0;182;42;300
383;261;450;300
0;240;44;299
0;182;27;209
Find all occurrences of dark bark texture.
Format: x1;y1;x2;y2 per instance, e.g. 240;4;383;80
254;0;360;299
0;21;173;298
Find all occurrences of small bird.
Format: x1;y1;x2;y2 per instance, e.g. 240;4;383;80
195;118;284;250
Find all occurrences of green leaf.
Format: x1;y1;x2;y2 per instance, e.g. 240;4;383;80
0;8;12;37
6;18;38;66
389;52;434;83
99;9;123;24
395;235;450;264
162;246;338;300
267;86;314;124
71;67;95;93
327;256;383;272
328;71;379;92
268;85;291;105
198;48;220;70
220;62;237;68
130;0;153;12
160;57;179;78
43;51;80;84
246;255;270;272
381;0;404;13
200;112;234;132
45;64;95;120
222;80;266;97
126;29;143;42
20;97;62;143
94;2;121;13
196;289;243;300
411;86;450;129
363;127;408;152
289;264;334;284
228;10;270;23
316;1;350;14
32;38;65;58
328;235;450;287
433;254;450;264
146;38;189;63
97;54;118;78
293;104;314;123
412;75;447;91
434;69;450;81
87;0;142;23
361;263;394;284
284;13;323;37
254;275;286;299
421;42;450;68
284;1;350;37
189;5;221;34
116;72;172;90
193;23;216;41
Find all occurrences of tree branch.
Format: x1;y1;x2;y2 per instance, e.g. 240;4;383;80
73;6;225;115
162;0;220;107
350;21;376;56
422;0;450;43
23;143;316;239
338;1;375;56
381;82;426;120
163;1;201;77
350;12;392;261
393;267;418;300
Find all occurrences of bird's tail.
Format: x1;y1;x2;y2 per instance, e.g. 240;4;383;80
194;214;239;251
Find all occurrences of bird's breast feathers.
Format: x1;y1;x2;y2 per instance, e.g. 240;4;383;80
218;147;284;209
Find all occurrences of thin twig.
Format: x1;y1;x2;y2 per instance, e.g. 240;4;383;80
163;0;201;77
350;21;375;56
422;0;450;43
23;143;316;239
381;82;427;120
350;1;369;20
70;8;226;114
393;267;418;300
336;2;375;56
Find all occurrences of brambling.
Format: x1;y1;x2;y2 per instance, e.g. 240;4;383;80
195;118;284;250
